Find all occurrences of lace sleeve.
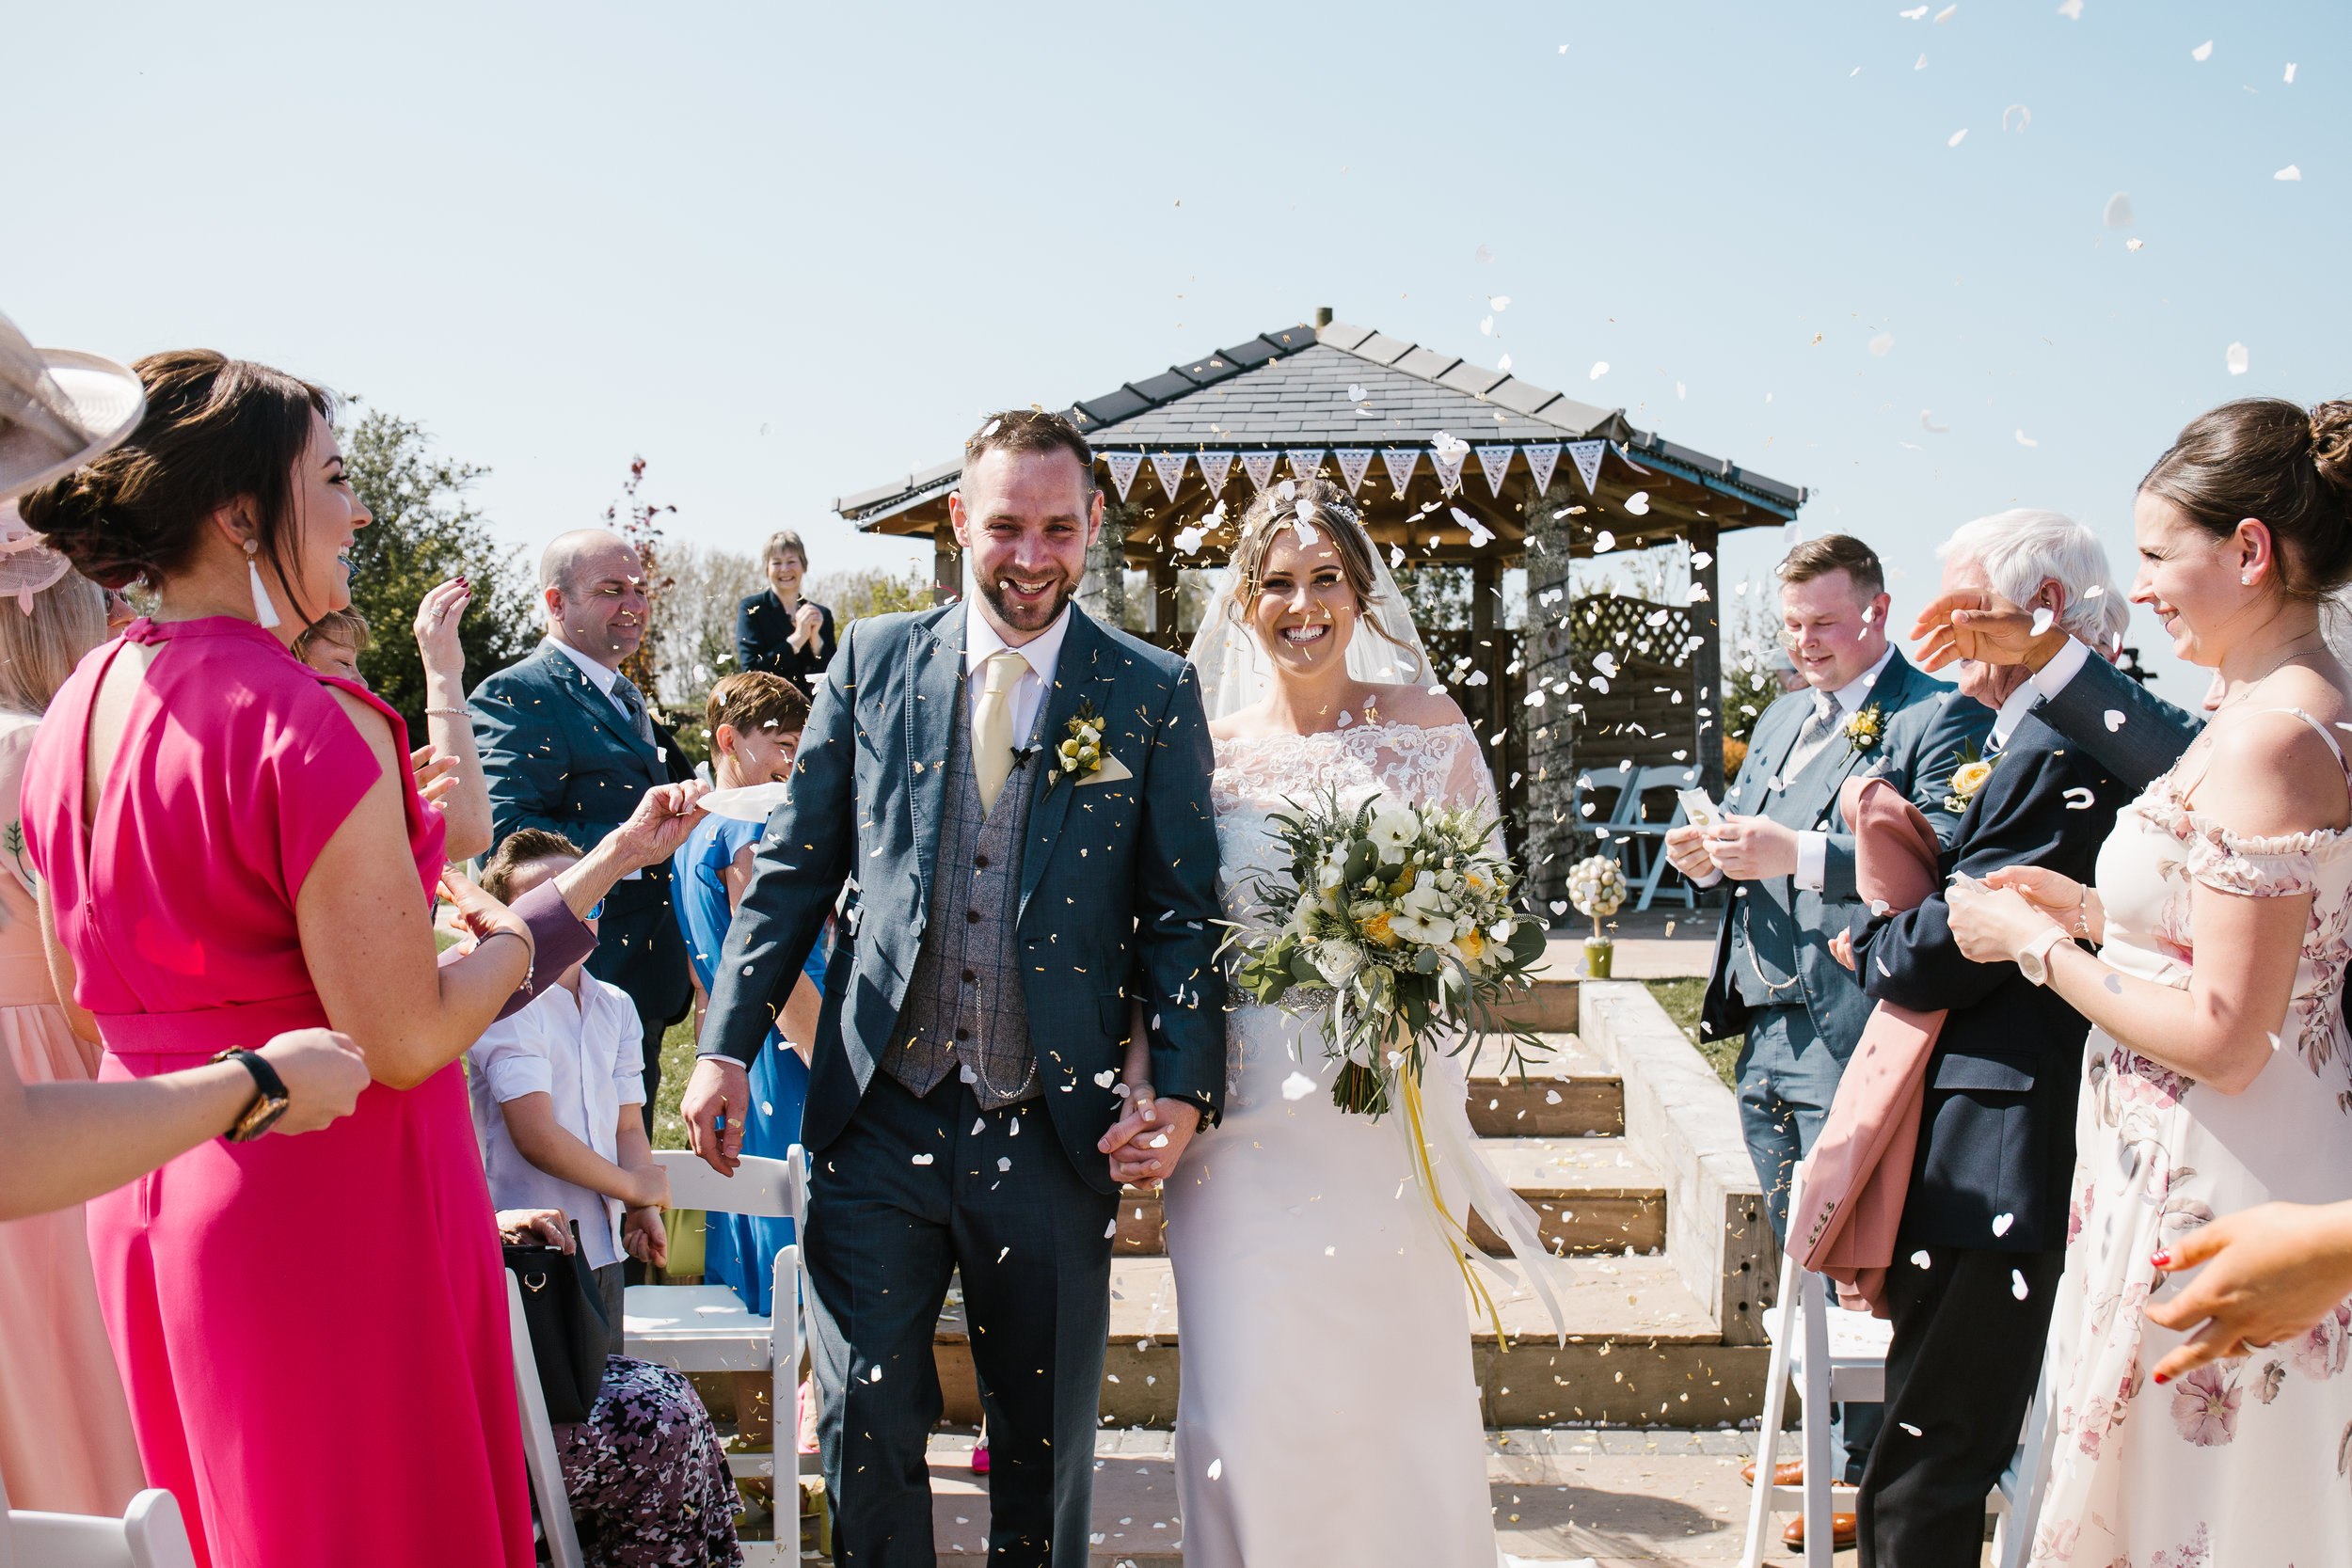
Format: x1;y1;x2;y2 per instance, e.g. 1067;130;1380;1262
1398;724;1505;855
2184;826;2323;898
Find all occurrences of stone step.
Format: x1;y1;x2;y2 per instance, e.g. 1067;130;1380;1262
1462;1033;1624;1137
930;1255;1768;1431
1114;1136;1664;1259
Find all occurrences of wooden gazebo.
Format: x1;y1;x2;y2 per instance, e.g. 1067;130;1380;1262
834;314;1809;908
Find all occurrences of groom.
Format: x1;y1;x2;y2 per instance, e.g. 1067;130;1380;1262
684;409;1227;1567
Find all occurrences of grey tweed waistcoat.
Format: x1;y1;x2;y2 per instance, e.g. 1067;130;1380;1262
882;680;1047;1108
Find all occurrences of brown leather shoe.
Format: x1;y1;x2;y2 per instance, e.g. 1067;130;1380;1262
1740;1457;1804;1487
1782;1513;1857;1551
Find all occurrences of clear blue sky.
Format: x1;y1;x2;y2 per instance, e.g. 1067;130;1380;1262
8;1;2344;700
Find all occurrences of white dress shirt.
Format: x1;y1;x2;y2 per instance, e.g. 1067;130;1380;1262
964;604;1073;751
469;974;647;1270
1691;644;1898;893
544;633;632;721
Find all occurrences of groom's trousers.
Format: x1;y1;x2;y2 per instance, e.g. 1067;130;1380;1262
807;1069;1120;1568
1855;1243;2066;1567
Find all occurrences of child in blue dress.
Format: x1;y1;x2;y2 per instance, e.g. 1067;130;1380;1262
674;672;825;1315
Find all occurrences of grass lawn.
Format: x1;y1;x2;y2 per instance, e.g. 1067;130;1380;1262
654;1016;697;1150
1640;976;1740;1090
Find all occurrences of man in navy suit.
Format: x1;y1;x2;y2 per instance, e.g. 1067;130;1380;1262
1847;512;2134;1567
1665;535;1991;1530
469;530;695;1124
682;412;1226;1568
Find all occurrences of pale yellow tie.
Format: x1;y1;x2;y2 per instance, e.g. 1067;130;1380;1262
973;648;1029;814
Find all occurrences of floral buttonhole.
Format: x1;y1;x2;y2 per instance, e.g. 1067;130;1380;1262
1843;702;1885;757
1049;699;1106;789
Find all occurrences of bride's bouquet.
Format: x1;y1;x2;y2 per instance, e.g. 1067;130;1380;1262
1227;788;1551;1116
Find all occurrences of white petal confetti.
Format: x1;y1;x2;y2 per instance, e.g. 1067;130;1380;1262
996;1157;1011;1172
2105;974;2124;994
1869;332;1894;356
2030;607;2056;636
1473;244;1493;264
868;1364;885;1383
2284;63;2297;84
1948;128;1968;147
2063;786;2096;810
1625;491;1650;515
1104;1218;1118;1238
1900;1421;1924;1436
1095;1070;1118;1087
1207;1459;1223;1480
912;1154;934;1164
1911;1249;1932;1269
2276;164;2302;182
1589;361;1610;381
1993;1212;2015;1237
1281;1071;1316;1101
2190;40;2212;62
1389;544;1405;568
2104;709;2126;732
1594;531;1616;553
1348;384;1367;401
2058;0;2080;17
1172;526;1205;554
1148;1134;1169;1148
2016;430;2039;447
1921;410;1949;433
2011;1269;2030;1300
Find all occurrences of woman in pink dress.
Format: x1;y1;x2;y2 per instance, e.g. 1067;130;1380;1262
17;350;548;1567
0;519;144;1516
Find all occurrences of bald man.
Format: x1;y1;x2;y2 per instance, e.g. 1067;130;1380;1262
469;531;696;1123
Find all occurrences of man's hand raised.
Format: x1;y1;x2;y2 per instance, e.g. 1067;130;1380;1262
1910;591;2069;676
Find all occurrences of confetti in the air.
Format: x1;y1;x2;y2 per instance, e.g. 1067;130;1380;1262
1281;1071;1315;1101
1594;531;1616;553
2285;63;2297;84
912;1153;933;1165
1590;361;1610;380
2063;786;2096;810
1869;333;1894;356
2016;430;2040;447
1948;128;1968;147
2031;607;2056;635
1473;243;1493;263
2003;103;2031;133
2190;40;2212;62
1900;1422;1924;1436
1207;1460;1223;1480
1921;411;1950;433
1911;1249;1932;1269
2058;0;2081;16
2275;165;2302;182
2104;192;2134;229
1624;491;1650;516
1993;1212;2015;1237
2105;710;2126;732
2011;1270;2031;1300
2227;342;2250;374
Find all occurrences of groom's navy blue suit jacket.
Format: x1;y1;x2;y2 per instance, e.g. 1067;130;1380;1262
701;602;1227;1194
1849;712;2131;1253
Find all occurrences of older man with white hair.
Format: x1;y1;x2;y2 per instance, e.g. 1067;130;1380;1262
1840;509;2133;1568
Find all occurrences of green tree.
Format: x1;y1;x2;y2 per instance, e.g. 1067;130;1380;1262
339;404;540;731
807;562;935;625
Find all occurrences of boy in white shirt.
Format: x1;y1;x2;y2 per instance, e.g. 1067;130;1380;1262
469;830;671;1350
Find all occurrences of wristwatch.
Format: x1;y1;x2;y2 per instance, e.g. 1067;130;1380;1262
212;1048;292;1142
2017;927;2070;989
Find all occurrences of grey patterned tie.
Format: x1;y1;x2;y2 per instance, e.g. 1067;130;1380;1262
611;674;658;746
1781;689;1840;780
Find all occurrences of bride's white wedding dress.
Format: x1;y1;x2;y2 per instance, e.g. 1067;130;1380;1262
1164;715;1552;1567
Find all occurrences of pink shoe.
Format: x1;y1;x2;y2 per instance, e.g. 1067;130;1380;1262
970;1440;990;1476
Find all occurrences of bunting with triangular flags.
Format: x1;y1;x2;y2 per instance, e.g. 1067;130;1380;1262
1430;434;1469;495
1566;439;1608;494
1147;451;1188;499
1333;448;1376;494
1103;452;1144;502
1238;451;1281;492
1474;444;1515;497
1523;441;1563;499
1288;449;1325;483
1378;448;1420;497
1197;451;1236;493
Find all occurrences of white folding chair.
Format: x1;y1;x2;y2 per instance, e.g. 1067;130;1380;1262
1;1472;199;1568
1740;1244;2048;1567
625;1147;822;1553
1616;764;1701;911
507;1268;588;1568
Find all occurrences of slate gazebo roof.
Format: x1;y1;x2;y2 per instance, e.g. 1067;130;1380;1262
835;318;1808;563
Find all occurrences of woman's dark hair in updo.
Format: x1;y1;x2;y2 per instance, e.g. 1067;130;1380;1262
18;350;333;607
2139;396;2352;601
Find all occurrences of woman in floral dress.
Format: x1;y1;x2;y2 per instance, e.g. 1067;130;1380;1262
1950;396;2352;1565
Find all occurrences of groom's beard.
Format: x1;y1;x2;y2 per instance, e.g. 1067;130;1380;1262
975;563;1080;634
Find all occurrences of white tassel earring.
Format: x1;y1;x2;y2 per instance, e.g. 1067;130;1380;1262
244;539;281;628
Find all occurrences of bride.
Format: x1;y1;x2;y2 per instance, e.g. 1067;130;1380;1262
1155;477;1564;1566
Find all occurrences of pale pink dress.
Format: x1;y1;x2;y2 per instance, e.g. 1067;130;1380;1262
19;617;532;1568
0;709;146;1515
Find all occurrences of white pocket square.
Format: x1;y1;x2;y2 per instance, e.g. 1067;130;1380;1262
1076;754;1135;786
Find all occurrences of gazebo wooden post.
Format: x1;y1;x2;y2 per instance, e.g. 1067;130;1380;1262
1690;521;1725;800
933;532;961;606
1471;555;1501;768
1521;487;1576;921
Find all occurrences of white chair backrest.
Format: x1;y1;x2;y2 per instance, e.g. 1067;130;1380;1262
653;1148;796;1218
506;1270;585;1568
6;1489;199;1568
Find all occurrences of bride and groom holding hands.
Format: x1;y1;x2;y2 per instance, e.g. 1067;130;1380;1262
677;411;1549;1567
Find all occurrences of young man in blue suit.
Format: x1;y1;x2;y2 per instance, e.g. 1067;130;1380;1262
1665;534;1993;1537
682;412;1226;1568
469;531;697;1125
1846;512;2135;1567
